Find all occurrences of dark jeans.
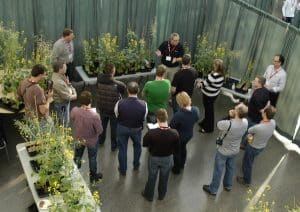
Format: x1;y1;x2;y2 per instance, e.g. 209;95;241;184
98;113;117;150
284;17;293;23
66;62;75;81
269;92;279;107
172;95;179;114
143;155;173;200
200;94;217;132
242;145;264;184
173;136;192;172
74;143;99;175
53;101;70;127
117;124;142;174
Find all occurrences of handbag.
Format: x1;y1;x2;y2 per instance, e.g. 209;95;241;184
216;121;232;145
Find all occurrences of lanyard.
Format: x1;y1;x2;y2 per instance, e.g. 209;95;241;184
269;67;281;79
168;42;176;55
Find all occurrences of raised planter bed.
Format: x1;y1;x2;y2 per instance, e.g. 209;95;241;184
75;66;156;90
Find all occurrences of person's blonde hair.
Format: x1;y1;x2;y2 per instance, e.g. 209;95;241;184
213;59;224;76
176;91;191;108
156;108;168;122
156;64;167;77
235;103;248;118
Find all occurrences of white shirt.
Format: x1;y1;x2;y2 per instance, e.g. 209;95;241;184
263;65;287;93
282;0;297;17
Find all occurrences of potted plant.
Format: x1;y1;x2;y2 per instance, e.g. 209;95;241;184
83;38;98;75
0;22;29;110
0;23;53;111
194;34;239;78
235;60;255;94
15;116;100;210
83;30;154;76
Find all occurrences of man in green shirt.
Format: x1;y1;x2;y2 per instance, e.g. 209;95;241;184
143;65;171;123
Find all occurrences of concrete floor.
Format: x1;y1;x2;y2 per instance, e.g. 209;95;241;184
0;89;299;212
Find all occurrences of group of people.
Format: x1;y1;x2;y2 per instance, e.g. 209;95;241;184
16;30;287;200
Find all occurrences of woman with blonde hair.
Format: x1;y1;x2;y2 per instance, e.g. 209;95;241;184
198;59;225;133
170;91;199;174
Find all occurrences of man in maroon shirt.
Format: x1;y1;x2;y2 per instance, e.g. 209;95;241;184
71;91;103;183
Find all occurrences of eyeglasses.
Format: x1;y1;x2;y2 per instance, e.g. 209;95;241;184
273;60;280;63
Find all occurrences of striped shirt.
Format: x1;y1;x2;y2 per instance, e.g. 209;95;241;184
201;72;224;97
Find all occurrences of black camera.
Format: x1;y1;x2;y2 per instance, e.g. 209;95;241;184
46;79;53;90
216;137;223;146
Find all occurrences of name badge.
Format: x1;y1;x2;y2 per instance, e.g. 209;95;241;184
166;56;172;61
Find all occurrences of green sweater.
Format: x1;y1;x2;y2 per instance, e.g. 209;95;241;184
143;79;170;113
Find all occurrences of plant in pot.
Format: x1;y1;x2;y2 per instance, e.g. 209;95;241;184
235;60;255;94
16;116;100;210
0;22;29;110
123;29;154;74
83;38;98;75
97;33;121;75
0;23;53;111
194;34;239;79
31;35;53;75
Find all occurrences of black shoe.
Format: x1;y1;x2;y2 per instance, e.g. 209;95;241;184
133;166;140;171
202;185;216;196
223;187;231;192
111;147;117;152
90;172;103;183
158;195;165;201
118;167;126;176
141;191;153;202
236;176;250;187
240;145;245;150
172;167;180;175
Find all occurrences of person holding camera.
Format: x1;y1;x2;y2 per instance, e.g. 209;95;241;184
17;64;53;122
52;60;77;126
203;103;248;196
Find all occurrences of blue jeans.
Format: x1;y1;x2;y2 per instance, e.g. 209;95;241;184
117;124;142;174
98;113;117;150
53;101;70;127
74;143;99;175
209;151;237;193
242;145;264;184
143;155;173;200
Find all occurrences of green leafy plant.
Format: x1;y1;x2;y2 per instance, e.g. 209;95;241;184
83;38;97;74
0;23;53;109
96;33;120;74
15;115;100;211
83;29;154;76
236;60;255;92
0;22;29;109
31;35;53;76
194;34;239;77
122;29;148;73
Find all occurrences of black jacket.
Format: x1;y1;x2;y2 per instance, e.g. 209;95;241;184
96;73;126;115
